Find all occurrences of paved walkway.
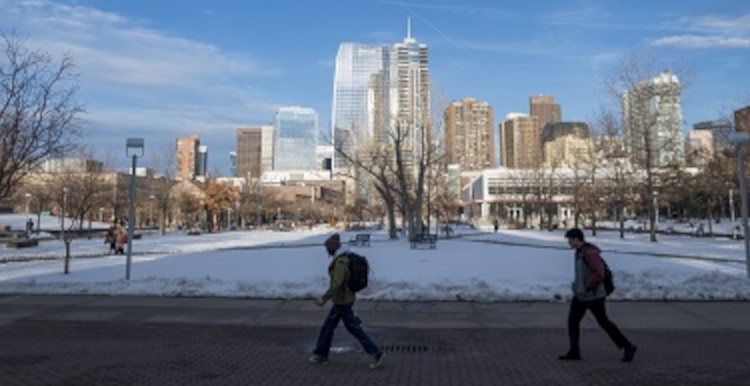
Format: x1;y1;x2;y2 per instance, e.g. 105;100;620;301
1;295;750;385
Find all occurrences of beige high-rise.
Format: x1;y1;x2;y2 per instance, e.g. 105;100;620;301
444;98;495;170
236;126;274;180
530;95;561;136
500;114;540;168
175;134;200;181
390;22;430;176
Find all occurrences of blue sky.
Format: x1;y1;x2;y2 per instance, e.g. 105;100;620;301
1;0;749;174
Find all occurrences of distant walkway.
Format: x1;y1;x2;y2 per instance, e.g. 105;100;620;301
462;237;745;265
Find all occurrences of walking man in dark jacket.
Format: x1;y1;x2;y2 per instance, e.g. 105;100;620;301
559;228;637;362
309;234;385;369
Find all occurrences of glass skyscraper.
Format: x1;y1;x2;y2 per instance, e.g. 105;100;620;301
331;42;390;168
274;106;318;171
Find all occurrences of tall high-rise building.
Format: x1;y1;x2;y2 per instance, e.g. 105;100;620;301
236;125;274;180
275;107;318;171
500;113;540;168
623;71;684;168
530;95;561;135
390;20;430;174
196;145;208;181
331;42;390;169
444;98;495;171
237;127;263;180
175;134;200;181
261;125;275;174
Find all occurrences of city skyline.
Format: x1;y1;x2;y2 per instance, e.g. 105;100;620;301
1;0;749;175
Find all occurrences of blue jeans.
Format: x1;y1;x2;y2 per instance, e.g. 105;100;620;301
313;304;380;358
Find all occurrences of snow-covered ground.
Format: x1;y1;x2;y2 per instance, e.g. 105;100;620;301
0;214;748;301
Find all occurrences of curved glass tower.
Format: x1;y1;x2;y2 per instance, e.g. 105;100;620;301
331;42;390;168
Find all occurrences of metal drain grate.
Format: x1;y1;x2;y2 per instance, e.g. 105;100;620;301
381;344;430;353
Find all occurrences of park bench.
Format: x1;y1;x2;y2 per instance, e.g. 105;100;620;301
6;239;38;249
410;233;437;249
349;233;371;247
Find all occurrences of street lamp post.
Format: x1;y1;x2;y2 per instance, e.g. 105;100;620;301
200;199;207;232
653;190;659;232
729;132;750;278
148;195;155;227
99;207;104;222
235;201;240;229
24;193;32;235
730;189;737;239
62;186;70;274
36;200;41;234
125;138;145;280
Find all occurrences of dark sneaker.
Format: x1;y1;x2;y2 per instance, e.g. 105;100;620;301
369;351;385;369
558;351;581;360
622;345;637;362
309;354;328;364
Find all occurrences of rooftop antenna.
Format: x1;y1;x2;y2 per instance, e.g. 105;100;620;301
407;17;411;39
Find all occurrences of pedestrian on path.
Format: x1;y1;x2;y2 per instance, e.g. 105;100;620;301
559;228;637;362
310;233;385;369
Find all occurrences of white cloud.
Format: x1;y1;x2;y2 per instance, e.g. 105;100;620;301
679;14;750;33
0;0;281;147
650;35;750;49
352;0;513;21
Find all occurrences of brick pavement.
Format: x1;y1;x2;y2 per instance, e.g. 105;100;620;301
1;315;750;385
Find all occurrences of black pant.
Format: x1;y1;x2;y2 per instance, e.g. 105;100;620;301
567;297;631;352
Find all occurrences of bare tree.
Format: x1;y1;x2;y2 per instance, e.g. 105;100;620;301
595;108;639;239
603;51;691;242
146;145;176;234
0;33;82;200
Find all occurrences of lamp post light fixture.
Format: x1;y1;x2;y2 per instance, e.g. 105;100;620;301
729;131;750;279
24;192;32;213
62;186;70;274
125;138;145;280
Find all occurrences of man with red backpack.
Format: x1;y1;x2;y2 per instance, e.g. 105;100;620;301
310;233;385;369
559;228;637;362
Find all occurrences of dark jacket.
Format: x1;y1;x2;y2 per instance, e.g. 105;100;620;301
572;243;606;301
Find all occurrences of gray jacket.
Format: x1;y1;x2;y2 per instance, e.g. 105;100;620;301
571;243;606;301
